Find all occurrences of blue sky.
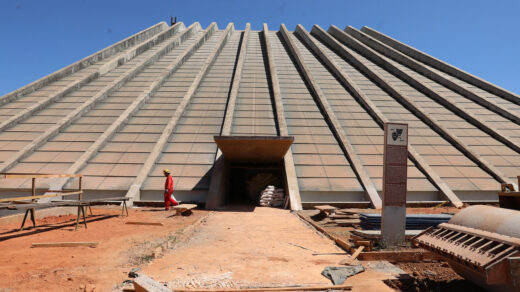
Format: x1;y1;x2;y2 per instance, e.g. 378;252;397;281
1;0;519;96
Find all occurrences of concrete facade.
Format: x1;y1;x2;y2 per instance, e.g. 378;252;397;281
1;22;519;208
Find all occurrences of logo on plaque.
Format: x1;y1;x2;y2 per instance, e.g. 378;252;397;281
387;124;407;146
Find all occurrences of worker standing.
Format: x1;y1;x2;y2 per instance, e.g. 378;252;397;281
163;169;178;210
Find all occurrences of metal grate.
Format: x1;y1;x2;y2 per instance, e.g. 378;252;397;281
413;223;520;272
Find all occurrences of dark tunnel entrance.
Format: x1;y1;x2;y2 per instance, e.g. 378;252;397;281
208;136;294;209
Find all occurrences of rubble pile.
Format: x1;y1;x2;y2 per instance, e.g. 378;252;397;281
258;185;285;208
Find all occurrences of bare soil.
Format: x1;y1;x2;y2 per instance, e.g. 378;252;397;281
384;262;485;291
0;206;208;291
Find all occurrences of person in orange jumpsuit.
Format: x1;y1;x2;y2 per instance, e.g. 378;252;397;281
163;169;178;210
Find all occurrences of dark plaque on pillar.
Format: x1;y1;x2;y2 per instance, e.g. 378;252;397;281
381;123;408;247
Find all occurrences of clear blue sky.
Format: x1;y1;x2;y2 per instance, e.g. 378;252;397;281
1;0;519;96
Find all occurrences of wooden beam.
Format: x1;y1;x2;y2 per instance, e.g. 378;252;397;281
361;26;520;107
311;25;465;207
262;24;302;211
339;246;364;265
133;274;172;292
31;242;99;248
125;222;164;226
0;23;202;174
206;24;251;210
283;24;381;209
0;173;82;179
0;191;82;203
171;283;352;292
48;22;204;191
125;23;235;203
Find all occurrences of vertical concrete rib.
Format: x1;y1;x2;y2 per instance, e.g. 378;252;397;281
46;23;206;191
310;25;464;207
0;22;206;174
0;23;187;133
262;24;302;210
280;24;381;209
307;25;514;189
125;23;235;202
361;26;520;106
221;24;251;136
205;24;250;210
327;26;520;156
346;27;520;125
0;21;169;105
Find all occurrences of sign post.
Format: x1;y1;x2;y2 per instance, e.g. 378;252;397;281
381;123;408;248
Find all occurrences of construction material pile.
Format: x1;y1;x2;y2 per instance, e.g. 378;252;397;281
258;185;284;208
359;213;452;230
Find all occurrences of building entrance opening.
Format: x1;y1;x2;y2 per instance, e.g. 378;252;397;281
228;163;283;205
209;136;294;208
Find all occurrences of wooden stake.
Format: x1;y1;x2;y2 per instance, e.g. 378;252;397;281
125;221;164;226
31;242;99;248
339;246;364;265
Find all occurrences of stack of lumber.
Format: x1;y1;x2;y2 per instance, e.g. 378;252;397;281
359;213;452;230
259;185;284;208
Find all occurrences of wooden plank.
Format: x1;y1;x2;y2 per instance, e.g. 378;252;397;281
173;204;197;210
126;222;164;226
133;274;171;292
334;219;361;226
340;246;365;265
314;205;338;211
0;191;82;203
357;249;442;262
171;283;352;291
0;173;82;179
31;242;99;248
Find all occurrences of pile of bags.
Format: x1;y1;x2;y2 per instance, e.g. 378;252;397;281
259;185;285;208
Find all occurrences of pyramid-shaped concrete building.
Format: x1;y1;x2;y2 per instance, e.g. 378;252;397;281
2;21;519;210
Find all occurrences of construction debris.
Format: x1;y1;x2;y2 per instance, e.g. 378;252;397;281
173;204;197;216
259;185;285;208
359;213;452;230
31;242;99;248
321;265;364;285
133;274;171;292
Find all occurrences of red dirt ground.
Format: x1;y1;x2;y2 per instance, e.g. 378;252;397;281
0;206;208;291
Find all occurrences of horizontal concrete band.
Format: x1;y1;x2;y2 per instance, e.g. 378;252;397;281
0;21;169;105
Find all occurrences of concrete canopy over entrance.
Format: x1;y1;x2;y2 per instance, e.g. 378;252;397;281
214;136;294;163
